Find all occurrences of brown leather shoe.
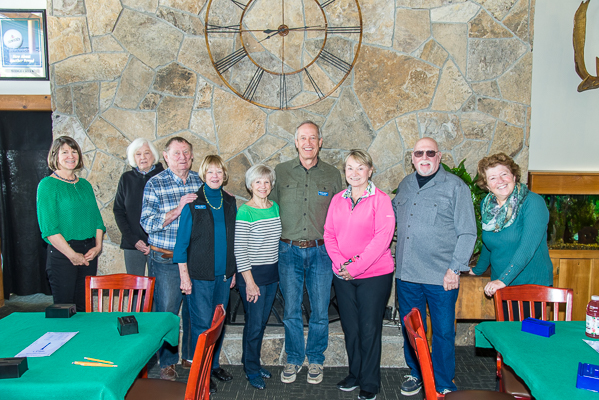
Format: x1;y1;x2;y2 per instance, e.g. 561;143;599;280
181;360;192;369
160;364;177;381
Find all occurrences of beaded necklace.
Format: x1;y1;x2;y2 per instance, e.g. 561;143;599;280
53;171;77;183
203;185;223;210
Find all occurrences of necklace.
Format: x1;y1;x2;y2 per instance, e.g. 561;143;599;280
203;185;223;210
53;171;77;183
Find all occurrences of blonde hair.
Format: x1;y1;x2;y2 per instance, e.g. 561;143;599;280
198;155;229;186
343;149;374;171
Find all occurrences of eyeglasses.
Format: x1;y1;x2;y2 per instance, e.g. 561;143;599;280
413;150;438;158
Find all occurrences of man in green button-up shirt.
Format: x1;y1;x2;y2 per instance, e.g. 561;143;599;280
269;121;343;386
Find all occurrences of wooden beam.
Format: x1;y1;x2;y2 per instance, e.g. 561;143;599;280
0;95;52;111
528;171;599;194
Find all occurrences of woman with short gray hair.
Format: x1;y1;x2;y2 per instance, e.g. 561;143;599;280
234;163;282;390
114;138;163;276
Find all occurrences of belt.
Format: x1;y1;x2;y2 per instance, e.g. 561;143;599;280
280;238;325;249
150;246;174;259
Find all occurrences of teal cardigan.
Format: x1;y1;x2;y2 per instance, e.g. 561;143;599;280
472;191;553;286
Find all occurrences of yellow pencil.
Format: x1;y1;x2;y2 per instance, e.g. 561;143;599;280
84;357;114;364
73;361;118;367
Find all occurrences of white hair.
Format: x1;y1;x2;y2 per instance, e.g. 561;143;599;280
245;164;276;193
126;138;160;168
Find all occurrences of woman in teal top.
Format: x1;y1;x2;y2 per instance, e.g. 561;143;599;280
234;164;282;390
37;136;105;311
470;153;552;314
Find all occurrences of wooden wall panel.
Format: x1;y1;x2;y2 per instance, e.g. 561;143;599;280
591;260;599;303
455;274;495;320
0;95;52;111
528;171;599;194
557;258;592;320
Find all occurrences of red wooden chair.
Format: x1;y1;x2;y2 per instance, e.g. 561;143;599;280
403;308;515;400
493;285;573;399
85;274;155;313
125;304;227;400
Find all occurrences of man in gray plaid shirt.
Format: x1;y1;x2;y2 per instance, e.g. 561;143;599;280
141;137;202;381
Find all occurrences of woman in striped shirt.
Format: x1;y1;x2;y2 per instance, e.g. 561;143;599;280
234;164;282;390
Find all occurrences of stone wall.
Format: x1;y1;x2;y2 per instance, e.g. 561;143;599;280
48;0;534;272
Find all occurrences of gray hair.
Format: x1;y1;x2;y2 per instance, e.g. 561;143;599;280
127;138;160;168
245;164;276;193
294;120;322;140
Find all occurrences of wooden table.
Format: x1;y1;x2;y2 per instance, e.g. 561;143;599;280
0;312;179;400
476;320;599;399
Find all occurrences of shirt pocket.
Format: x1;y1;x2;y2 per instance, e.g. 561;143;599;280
413;199;442;225
309;183;333;206
279;182;298;204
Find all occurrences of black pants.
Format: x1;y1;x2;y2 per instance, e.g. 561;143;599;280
47;238;97;312
333;273;393;394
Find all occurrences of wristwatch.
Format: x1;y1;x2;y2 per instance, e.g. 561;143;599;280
452;269;460;275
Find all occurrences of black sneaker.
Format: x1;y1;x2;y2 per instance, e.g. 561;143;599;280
400;374;422;396
336;377;358;392
358;390;376;400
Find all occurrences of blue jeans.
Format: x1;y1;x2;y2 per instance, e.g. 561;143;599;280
396;279;458;392
148;250;191;367
278;241;333;365
186;275;231;369
239;282;278;377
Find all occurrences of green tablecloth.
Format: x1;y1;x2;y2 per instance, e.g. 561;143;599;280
0;312;179;400
476;320;599;400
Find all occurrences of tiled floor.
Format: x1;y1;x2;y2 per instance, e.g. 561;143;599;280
2;293;498;399
146;346;497;399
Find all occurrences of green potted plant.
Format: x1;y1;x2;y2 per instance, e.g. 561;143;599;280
441;160;486;260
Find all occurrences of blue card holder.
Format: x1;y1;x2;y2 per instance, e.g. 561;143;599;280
577;363;599;392
521;318;555;337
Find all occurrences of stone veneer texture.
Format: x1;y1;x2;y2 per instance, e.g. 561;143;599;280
48;0;534;273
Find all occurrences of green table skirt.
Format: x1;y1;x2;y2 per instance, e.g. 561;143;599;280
0;312;179;400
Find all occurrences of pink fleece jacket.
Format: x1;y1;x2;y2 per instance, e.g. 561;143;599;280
323;187;396;279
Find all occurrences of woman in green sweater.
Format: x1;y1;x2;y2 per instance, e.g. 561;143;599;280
234;164;282;390
470;153;552;311
37;136;105;311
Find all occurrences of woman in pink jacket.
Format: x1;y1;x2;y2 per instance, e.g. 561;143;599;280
323;149;396;400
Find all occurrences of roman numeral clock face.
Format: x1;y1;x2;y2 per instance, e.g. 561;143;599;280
205;0;363;110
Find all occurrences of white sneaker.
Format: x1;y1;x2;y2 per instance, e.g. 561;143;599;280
280;363;301;383
307;363;323;384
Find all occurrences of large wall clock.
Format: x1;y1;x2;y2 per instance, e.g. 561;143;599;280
204;0;363;110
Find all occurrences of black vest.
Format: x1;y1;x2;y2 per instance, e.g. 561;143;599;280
186;188;237;281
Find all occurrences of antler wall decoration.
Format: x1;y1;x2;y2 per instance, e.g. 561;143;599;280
574;0;599;92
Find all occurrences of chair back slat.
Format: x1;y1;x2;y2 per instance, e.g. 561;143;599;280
85;274;156;313
403;308;442;400
494;284;573;322
185;304;226;400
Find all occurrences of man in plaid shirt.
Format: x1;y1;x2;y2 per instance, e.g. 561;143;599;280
141;137;202;381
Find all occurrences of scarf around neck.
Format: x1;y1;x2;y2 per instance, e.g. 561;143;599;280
481;182;529;232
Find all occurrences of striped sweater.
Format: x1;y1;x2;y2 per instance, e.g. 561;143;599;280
234;201;282;286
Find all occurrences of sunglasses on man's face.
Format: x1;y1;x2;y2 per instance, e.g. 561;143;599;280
413;150;438;158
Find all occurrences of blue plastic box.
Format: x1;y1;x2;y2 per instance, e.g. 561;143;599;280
576;363;599;392
521;318;555;337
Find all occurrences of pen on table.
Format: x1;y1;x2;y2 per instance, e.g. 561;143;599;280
40;343;51;350
73;362;118;367
84;357;114;364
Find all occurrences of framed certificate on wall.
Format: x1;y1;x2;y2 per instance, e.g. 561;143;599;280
0;10;48;80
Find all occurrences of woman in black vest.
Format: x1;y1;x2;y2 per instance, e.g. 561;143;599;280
173;155;237;390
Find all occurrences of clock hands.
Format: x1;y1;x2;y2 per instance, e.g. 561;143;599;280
207;24;358;35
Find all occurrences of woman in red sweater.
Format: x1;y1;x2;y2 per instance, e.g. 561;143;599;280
323;149;396;400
